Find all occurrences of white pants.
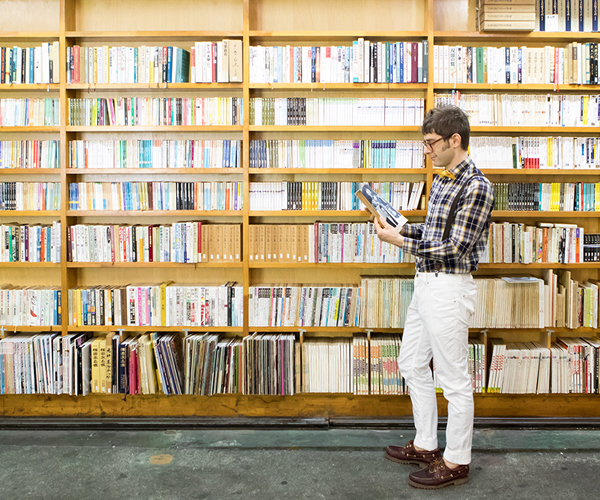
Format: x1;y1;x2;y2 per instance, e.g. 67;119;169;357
398;272;477;465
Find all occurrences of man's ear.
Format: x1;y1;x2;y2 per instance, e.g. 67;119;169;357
451;133;462;149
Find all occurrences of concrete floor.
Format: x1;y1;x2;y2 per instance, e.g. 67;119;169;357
0;427;599;499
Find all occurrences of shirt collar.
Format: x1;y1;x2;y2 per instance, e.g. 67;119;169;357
444;156;472;181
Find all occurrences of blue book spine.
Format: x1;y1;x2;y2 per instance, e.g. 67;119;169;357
29;47;34;83
311;47;316;83
579;0;584;31
540;0;546;31
399;43;404;83
167;46;173;83
134;48;138;83
518;48;523;83
566;0;572;30
593;0;598;31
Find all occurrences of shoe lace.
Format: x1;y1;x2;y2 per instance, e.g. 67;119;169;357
429;457;445;473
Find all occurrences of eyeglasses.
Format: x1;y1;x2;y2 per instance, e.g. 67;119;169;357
423;135;453;150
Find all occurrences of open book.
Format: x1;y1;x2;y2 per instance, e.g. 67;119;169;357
355;184;408;232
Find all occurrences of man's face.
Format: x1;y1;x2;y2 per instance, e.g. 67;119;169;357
423;132;455;169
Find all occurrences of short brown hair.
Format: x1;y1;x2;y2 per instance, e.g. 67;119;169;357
422;105;470;151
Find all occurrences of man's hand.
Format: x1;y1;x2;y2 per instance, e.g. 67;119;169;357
373;217;404;247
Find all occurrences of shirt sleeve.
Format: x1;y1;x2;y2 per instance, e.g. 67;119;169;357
402;178;494;264
401;222;424;241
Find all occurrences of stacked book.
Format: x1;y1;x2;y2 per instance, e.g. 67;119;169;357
479;0;536;32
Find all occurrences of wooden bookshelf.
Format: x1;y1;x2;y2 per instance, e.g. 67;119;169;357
0;0;599;419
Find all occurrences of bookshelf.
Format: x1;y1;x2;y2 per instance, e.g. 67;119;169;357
0;0;599;419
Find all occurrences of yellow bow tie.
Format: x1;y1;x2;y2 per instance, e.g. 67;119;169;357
437;169;456;180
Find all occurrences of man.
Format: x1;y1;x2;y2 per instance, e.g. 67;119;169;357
373;106;494;489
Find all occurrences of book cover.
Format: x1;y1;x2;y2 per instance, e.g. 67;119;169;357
355;184;407;232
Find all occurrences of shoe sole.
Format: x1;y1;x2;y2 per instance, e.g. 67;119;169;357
384;452;429;469
407;477;469;490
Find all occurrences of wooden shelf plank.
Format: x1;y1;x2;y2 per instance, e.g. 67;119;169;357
492;211;599;218
0;32;59;41
249;30;429;40
249;263;417;269
249;168;427;175
67;83;243;91
249;126;421;132
66;326;243;332
66;168;242;175
480;169;600;176
434;84;600;91
249;83;428;90
248;262;600;269
67;262;242;268
0;211;60;217
0;169;60;175
65;31;243;39
66;126;243;132
0;127;60;132
249;210;427;217
0;84;60;91
471;126;599;133
66;210;242;217
0;262;60;268
1;393;598;418
434;31;600;43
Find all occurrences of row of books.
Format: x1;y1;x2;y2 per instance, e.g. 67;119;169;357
249;40;429;84
432;339;486;394
536;0;599;32
1;43;60;84
249;181;424;212
0;98;61;127
470;136;600;170
67;45;190;84
69;139;241;170
249;286;361;328
67;283;243;327
0;182;61;211
249;139;425;170
1;222;61;263
65;41;243;84
68;181;243;212
479;0;536;31
492;182;600;211
433;43;599;85
67;97;244;127
248;223;416;264
2;330;598;396
584;234;600;261
488;337;600;394
67;223;241;264
434;92;599;127
0;140;60;170
480;221;586;264
249;97;424;126
0;288;62;327
2;272;597;329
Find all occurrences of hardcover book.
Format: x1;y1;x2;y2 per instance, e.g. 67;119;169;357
355;184;408;232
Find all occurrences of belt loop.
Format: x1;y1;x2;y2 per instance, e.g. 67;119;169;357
435;271;438;277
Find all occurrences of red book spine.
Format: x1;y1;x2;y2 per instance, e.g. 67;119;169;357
148;225;153;262
162;47;167;83
411;42;418;83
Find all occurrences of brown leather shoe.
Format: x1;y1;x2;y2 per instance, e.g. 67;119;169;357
408;457;469;489
384;440;442;468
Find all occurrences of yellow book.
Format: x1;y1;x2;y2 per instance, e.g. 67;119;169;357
159;281;174;327
595;183;600;212
105;332;115;393
91;337;101;393
99;337;107;393
582;96;589;125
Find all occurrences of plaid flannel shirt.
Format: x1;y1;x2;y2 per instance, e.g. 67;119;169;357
402;156;494;274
